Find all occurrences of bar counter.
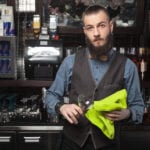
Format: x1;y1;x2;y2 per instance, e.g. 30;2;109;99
0;125;63;131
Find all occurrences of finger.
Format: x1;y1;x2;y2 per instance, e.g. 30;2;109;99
110;110;121;114
68;113;78;124
104;113;120;121
63;112;74;124
73;104;84;115
105;112;120;118
63;110;79;124
105;115;119;121
72;108;83;118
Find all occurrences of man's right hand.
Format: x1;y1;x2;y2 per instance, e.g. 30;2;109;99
59;104;84;124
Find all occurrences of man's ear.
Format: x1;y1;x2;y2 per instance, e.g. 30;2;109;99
83;26;86;34
83;27;88;37
110;20;114;34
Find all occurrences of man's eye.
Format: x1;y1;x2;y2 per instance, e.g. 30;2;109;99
85;26;94;31
98;24;105;28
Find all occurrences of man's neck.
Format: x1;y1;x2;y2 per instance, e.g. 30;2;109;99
89;53;109;61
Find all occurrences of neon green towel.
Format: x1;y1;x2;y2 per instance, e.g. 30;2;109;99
85;89;127;139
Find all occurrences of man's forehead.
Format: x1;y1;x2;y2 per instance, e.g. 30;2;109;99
83;11;109;23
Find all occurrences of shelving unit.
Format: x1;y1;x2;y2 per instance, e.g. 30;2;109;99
0;80;52;87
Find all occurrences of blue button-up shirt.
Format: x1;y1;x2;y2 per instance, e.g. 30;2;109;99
45;49;144;123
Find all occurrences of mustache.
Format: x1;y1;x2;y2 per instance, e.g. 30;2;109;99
93;37;104;42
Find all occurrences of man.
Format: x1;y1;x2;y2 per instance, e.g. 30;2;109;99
45;5;144;150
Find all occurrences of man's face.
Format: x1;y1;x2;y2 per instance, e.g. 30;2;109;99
83;10;113;57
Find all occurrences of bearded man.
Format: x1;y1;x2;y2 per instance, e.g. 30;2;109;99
45;4;144;150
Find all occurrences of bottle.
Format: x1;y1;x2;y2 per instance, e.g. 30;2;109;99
49;15;59;40
32;14;41;39
140;59;146;80
138;47;147;80
146;49;150;81
119;47;125;55
142;48;150;81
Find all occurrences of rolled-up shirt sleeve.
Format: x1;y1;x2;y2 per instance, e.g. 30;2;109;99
124;58;145;123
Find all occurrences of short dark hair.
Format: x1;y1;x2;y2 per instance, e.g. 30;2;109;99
82;5;111;23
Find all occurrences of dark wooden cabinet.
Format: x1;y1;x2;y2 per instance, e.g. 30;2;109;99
0;126;63;150
1;125;150;150
0;131;16;150
18;131;61;150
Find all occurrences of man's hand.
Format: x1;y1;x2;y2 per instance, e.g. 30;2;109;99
104;108;131;121
60;104;84;124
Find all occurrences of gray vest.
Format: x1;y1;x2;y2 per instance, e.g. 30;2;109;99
63;49;127;149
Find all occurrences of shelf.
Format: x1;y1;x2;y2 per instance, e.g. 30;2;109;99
0;80;53;88
0;125;63;131
114;27;141;35
58;26;83;34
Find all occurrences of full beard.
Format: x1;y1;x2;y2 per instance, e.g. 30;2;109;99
85;33;113;60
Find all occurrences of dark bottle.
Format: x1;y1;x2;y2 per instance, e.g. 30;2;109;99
143;48;150;81
138;47;147;81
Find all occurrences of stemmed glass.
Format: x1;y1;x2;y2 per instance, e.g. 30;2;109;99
78;94;91;112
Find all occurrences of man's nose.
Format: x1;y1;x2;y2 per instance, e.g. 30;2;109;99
93;27;100;36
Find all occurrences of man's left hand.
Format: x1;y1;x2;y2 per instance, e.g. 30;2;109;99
104;108;131;121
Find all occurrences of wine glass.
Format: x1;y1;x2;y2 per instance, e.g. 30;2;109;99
78;94;91;112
